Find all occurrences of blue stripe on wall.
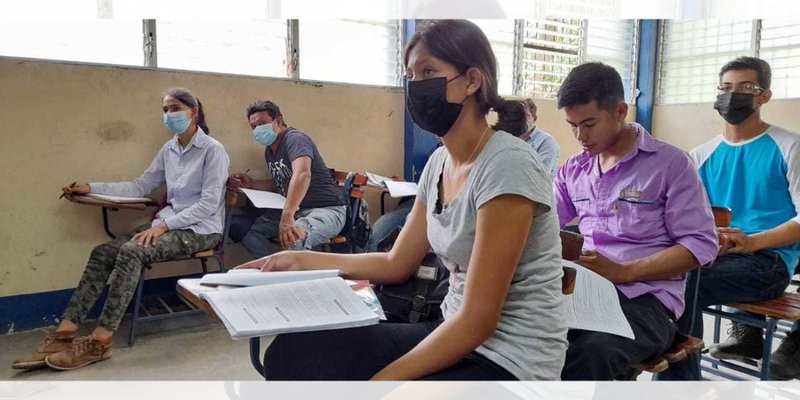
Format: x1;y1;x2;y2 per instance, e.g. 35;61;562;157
0;275;197;335
636;20;659;133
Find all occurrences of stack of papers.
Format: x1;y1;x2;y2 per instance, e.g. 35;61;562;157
200;277;380;339
200;269;340;287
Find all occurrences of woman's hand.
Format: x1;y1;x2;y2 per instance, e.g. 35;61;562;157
234;251;302;272
131;223;169;247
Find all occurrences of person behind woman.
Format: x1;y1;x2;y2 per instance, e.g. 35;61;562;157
236;20;566;381
11;88;230;371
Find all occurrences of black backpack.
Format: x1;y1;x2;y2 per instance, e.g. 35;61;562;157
374;228;450;323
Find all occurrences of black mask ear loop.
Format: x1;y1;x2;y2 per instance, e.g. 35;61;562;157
447;71;470;106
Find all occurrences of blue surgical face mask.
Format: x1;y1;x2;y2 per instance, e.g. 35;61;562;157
253;123;278;146
163;111;191;135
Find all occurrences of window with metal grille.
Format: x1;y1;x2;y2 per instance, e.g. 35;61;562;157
659;18;800;104
704;0;798;19
0;18;142;66
657;20;754;105
157;20;289;77
585;19;638;102
543;0;619;18
520;19;584;100
471;19;517;95
519;19;638;102
299;19;402;86
759;20;800;99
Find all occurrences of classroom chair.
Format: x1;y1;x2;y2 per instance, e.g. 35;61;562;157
558;230;705;380
263;170;369;254
127;194;233;346
318;170;369;254
702;206;800;380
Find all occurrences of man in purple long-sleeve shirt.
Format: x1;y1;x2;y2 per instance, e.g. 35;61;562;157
554;63;719;380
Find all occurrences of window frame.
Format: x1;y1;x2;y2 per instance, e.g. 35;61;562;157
655;19;800;105
0;17;639;93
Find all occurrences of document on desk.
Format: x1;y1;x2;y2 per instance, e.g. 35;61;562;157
562;260;635;340
385;181;418;198
200;277;380;339
84;193;153;204
366;172;393;188
239;188;286;209
200;269;340;287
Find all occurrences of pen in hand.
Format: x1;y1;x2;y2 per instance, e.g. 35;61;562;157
59;181;77;199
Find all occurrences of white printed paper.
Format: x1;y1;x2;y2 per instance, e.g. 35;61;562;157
562;260;635;340
240;188;286;209
385;181;418;198
200;269;340;287
366;172;392;188
200;277;379;339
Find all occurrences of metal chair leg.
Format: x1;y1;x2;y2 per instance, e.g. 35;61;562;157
128;268;147;347
250;337;265;378
712;304;722;370
762;318;778;380
214;254;226;273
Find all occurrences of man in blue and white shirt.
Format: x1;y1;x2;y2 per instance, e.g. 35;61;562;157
662;57;800;381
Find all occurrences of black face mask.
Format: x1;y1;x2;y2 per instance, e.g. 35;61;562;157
714;92;755;125
406;76;464;137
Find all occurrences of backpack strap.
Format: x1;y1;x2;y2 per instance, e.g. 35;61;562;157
409;264;439;323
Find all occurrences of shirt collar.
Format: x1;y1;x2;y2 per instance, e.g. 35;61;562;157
576;122;656;171
169;127;207;153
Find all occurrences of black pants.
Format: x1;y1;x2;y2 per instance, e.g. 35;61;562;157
561;292;678;380
263;320;516;380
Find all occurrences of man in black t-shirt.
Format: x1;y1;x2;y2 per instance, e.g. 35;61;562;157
230;100;346;259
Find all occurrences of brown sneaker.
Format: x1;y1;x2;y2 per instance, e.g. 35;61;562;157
45;335;113;371
12;330;76;370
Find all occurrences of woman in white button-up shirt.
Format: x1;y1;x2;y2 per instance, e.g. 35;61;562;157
12;88;230;372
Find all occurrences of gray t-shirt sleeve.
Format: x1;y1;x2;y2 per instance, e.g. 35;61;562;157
472;147;554;213
283;131;315;163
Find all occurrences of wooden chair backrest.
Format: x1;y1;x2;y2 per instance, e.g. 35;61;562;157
560;230;584;295
712;206;732;228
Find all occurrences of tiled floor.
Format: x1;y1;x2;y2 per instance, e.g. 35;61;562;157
1;314;267;380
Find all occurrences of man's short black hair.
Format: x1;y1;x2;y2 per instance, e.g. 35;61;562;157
719;56;772;90
557;62;625;112
246;100;282;119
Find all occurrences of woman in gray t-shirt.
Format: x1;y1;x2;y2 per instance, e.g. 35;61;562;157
236;20;567;381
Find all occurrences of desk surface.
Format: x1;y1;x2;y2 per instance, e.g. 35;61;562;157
176;279;218;318
67;195;155;211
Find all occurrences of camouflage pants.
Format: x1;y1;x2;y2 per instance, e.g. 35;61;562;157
62;224;221;331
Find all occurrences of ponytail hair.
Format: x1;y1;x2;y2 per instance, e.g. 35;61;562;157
195;98;210;135
491;98;528;138
165;87;211;135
